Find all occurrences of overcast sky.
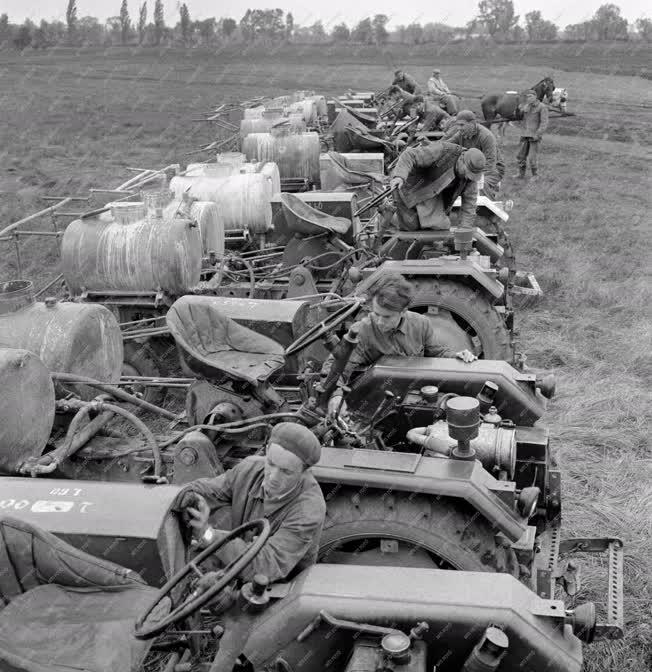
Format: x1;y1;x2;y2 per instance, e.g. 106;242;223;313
5;0;649;27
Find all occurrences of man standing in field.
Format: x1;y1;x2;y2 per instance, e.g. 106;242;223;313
514;90;549;180
389;142;486;231
444;110;504;198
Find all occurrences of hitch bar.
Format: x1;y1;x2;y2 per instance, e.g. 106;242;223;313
560;537;624;640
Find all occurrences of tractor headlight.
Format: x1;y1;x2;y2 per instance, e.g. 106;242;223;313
517;487;540;519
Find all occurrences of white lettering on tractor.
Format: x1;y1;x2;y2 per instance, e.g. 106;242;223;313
31;501;75;513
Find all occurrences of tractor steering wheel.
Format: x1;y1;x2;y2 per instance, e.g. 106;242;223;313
284;299;364;358
134;518;271;640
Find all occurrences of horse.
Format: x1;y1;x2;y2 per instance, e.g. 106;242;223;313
480;77;555;135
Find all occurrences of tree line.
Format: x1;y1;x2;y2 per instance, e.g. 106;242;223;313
1;1;650;50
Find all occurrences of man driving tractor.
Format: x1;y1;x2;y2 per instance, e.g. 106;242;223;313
390;142;486;231
173;422;326;584
427;68;458;114
444;110;505;199
324;274;477;417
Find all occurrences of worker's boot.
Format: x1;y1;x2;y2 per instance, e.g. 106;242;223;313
530;166;538;182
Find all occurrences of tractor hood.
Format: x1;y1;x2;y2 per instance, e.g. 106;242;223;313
346;357;546;426
242;564;582;671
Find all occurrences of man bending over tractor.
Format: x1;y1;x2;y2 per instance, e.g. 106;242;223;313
173;423;326;585
444;110;504;199
324;274;476;417
390;142;486;231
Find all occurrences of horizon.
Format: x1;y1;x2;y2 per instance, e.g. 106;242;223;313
3;0;649;28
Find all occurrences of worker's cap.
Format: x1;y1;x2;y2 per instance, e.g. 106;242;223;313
394;69;403;75
455;110;476;122
461;148;486;180
269;422;321;467
432;68;441;74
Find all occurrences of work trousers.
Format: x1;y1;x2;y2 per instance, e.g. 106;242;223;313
517;137;541;173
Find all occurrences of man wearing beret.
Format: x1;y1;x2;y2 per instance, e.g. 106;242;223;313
173;422;326;584
515;89;548;180
390;142;486;231
444;110;504;199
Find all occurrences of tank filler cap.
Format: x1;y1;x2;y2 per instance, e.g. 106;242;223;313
419;385;439;403
381;632;411;661
44;296;58;308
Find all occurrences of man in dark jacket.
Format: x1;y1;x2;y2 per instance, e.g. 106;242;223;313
414;95;453;132
444;110;504;198
392;69;421;95
324;273;476;416
390;142;486;231
173;422;326;584
515;90;549;179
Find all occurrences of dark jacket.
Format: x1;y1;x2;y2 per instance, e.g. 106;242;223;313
419;102;452;132
519;100;549;138
392;73;421;95
322;310;457;382
391;141;478;226
180;456;326;583
445;123;500;179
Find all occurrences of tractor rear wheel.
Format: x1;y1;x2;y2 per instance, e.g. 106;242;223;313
410;278;513;361
319;488;513;575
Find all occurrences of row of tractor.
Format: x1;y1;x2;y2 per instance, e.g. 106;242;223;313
0;88;621;672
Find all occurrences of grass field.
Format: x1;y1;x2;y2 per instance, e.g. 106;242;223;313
1;43;651;670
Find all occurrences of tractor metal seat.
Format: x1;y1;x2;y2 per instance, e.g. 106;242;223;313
0;515;167;672
327;151;386;188
166;295;285;386
280;192;351;237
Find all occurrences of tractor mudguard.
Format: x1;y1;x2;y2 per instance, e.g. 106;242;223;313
242;564;583;672
313;447;529;543
355;259;504;299
452;194;510;222
0;478;183;587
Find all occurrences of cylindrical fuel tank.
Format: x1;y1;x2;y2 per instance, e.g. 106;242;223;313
186;162;280;195
0;347;55;474
242;132;320;185
240;115;306;138
169;173;273;234
243;106;265;119
62;203;202;296
309;95;327;117
163;200;225;255
216;151;246;165
238;162;281;194
0;280;123;398
287;99;318;125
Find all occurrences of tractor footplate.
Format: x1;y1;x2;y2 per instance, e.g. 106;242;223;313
559;537;624;640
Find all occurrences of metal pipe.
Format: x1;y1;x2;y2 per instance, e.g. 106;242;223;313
34;274;65;299
50;372;177;420
0;197;73;238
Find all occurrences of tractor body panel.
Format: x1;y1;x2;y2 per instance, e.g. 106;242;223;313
0;478;183;587
314;447;527;542
356;259;505;299
242;564;582;671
